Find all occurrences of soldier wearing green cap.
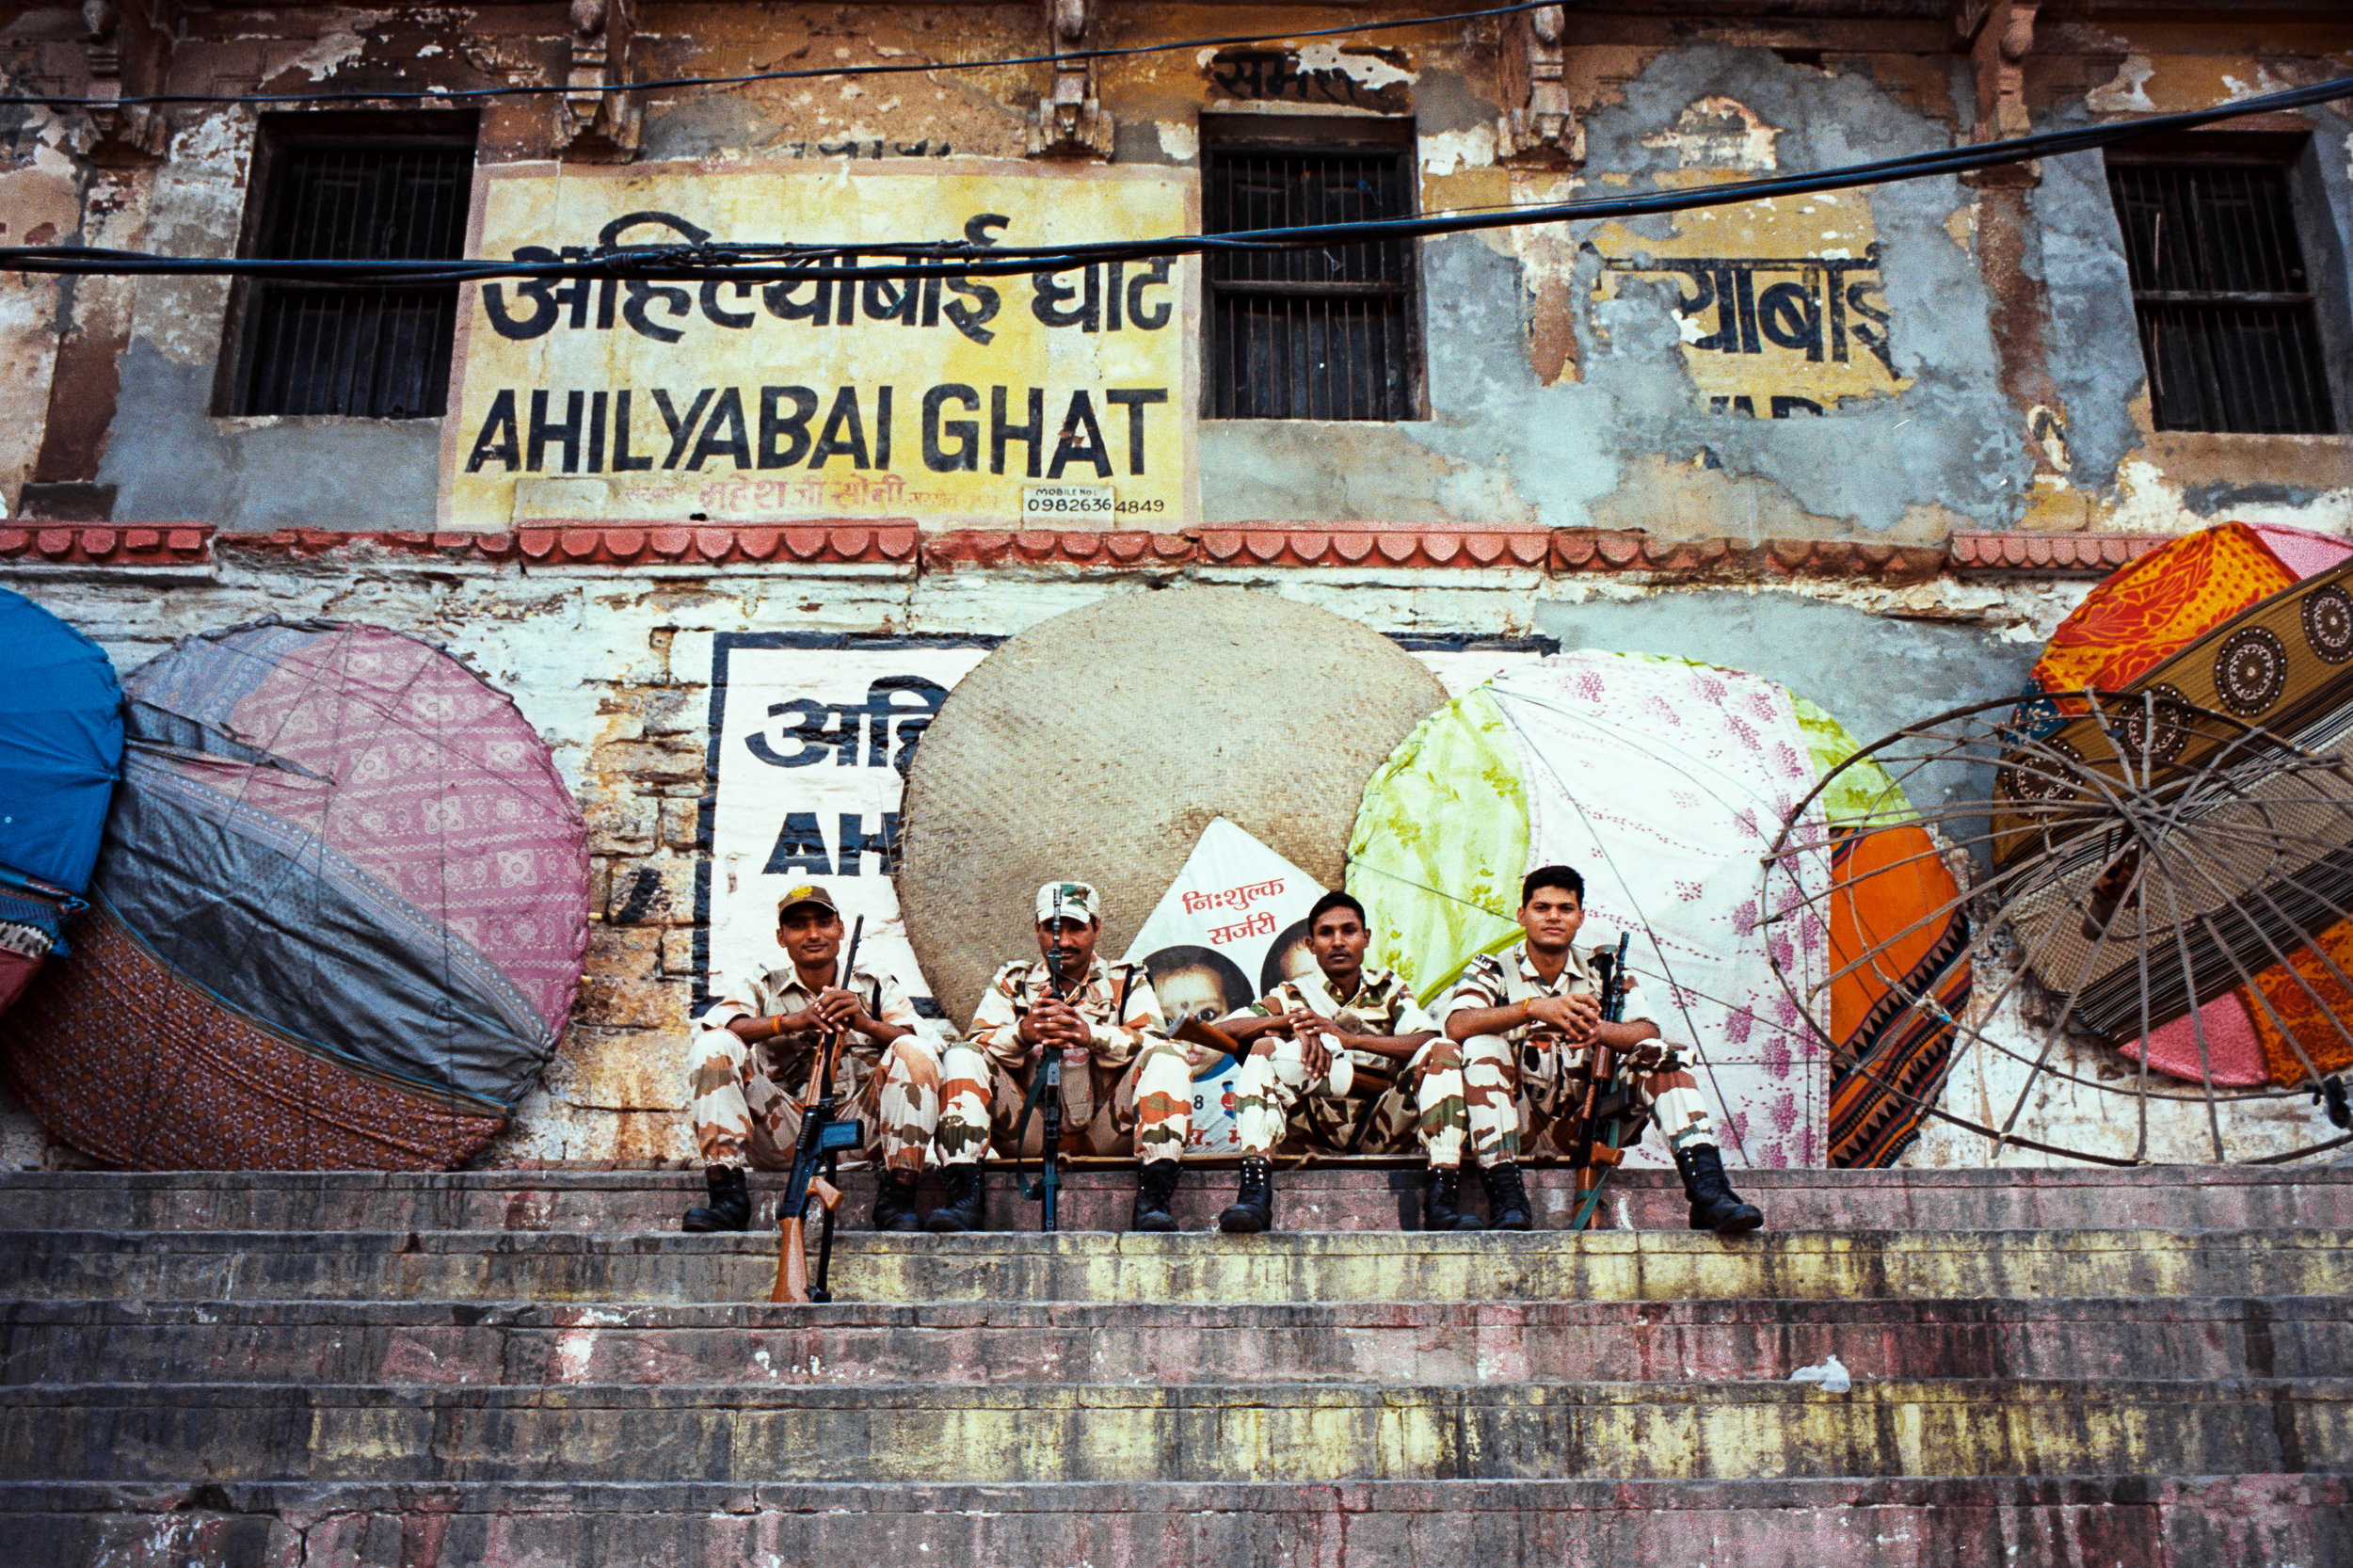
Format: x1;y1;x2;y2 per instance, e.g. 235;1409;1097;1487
936;879;1196;1231
682;881;961;1234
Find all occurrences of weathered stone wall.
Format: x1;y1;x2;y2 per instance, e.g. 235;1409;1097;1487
0;534;2089;1168
0;3;2345;538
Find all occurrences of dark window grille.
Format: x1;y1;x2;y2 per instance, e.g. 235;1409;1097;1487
1205;138;1421;421
2107;160;2336;434
233;139;473;419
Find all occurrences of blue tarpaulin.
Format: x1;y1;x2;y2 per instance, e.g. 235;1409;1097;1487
0;589;123;901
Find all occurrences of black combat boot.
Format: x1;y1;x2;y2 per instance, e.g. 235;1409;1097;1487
1423;1167;1483;1232
1675;1143;1764;1234
1131;1160;1182;1232
871;1170;923;1232
1218;1157;1273;1234
680;1165;750;1232
1480;1160;1533;1231
925;1164;986;1233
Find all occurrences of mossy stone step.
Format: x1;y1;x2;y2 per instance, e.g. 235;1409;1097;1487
2;1227;2343;1305
2;1378;2344;1485
6;1475;2345;1568
2;1295;2345;1386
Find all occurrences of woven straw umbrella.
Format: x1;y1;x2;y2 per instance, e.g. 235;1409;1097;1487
898;588;1448;1026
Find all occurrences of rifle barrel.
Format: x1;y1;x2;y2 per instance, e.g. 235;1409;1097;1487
772;916;863;1304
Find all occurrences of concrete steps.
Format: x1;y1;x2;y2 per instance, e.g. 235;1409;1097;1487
7;1377;2348;1484
3;1163;2346;1233
8;1476;2345;1568
0;1163;2345;1564
8;1296;2342;1385
3;1224;2343;1303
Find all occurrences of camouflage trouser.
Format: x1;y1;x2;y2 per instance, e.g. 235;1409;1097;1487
687;1026;943;1175
1232;1036;1462;1160
1481;1031;1719;1163
935;1038;1193;1165
1441;1035;1522;1169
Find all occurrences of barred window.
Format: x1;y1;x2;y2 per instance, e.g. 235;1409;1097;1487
224;118;476;420
2107;152;2337;435
1203;120;1424;421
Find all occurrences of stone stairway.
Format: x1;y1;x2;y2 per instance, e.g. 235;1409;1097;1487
1;1165;2347;1565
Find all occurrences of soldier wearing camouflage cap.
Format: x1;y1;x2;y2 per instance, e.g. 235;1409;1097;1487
937;879;1195;1231
682;882;960;1234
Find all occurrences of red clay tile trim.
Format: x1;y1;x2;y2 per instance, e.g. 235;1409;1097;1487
0;523;215;565
928;529;1190;567
1946;530;2170;572
0;522;2172;578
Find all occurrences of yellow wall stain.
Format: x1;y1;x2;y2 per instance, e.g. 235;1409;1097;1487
1587;177;1914;414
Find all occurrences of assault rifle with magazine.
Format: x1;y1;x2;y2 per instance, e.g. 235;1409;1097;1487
771;916;865;1304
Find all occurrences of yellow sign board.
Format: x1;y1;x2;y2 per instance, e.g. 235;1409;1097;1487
439;159;1199;529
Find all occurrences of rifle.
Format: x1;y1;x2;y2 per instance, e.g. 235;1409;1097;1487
772;915;865;1304
1177;1012;1371;1095
1013;886;1070;1231
1567;933;1634;1233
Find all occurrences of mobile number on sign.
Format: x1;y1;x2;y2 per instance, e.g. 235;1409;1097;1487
1021;485;1114;521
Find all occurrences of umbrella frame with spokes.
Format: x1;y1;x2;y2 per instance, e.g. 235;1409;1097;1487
1761;689;2353;1167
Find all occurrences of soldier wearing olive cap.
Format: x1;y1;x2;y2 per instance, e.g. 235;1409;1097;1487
682;883;956;1234
937;880;1197;1231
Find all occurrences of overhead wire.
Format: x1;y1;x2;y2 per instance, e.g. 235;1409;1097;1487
1;73;2346;285
0;1;1554;110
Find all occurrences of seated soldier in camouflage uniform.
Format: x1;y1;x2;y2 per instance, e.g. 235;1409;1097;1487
682;882;960;1234
1442;864;1764;1234
936;880;1196;1232
1209;890;1460;1234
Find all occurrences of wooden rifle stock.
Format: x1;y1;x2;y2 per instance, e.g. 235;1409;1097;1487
1173;1016;1242;1059
1568;934;1634;1232
1175;1016;1397;1090
772;916;863;1304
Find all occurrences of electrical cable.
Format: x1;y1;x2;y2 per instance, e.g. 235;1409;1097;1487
0;72;2345;283
0;1;1554;110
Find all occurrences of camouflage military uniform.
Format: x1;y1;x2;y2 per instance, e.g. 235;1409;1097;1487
690;965;948;1176
1443;945;1716;1166
1229;967;1458;1160
952;955;1191;1162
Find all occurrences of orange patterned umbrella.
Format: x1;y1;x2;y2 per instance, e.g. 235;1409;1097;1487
2013;521;2353;1093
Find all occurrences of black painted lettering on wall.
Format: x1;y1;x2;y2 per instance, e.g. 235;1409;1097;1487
474;214;1160;348
1205;46;1410;113
1103;389;1167;475
471;385;1170;475
1048;391;1112;480
991;385;1045;478
759;386;818;469
1709;394;1829;419
759;811;903;877
611;390;654;472
653;388;714;469
700;278;757;329
1032;266;1099;332
688;388;752;471
1607;242;1897;376
763;811;830;875
466;390;521;472
941;278;1000;345
745;678;948;772
836;812;901;875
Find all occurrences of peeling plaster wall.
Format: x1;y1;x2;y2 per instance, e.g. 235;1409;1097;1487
3;6;2348;541
0;104;77;512
1203;45;2017;540
0;555;2090;1167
